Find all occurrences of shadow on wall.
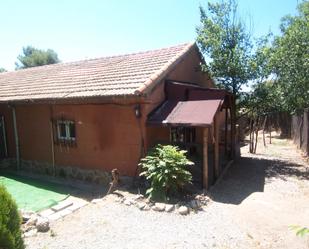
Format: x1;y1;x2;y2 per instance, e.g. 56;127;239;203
210;156;308;205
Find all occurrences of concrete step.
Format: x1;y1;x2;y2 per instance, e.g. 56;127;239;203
51;200;73;212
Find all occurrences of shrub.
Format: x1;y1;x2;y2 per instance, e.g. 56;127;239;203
0;185;24;249
139;144;194;201
289;225;309;237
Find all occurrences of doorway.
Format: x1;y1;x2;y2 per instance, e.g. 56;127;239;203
170;127;203;187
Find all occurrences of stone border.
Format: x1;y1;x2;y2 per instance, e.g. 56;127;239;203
96;190;211;216
0;158;111;185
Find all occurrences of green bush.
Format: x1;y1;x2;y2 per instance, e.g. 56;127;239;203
0;185;24;249
289;225;309;237
139;144;194;201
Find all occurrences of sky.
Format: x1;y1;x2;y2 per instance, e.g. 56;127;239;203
0;0;300;71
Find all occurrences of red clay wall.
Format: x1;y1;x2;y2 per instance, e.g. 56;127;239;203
0;103;142;176
51;104;141;175
0;47;218;177
144;47;214;149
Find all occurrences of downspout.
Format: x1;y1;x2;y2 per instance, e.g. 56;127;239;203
12;106;20;170
49;105;56;176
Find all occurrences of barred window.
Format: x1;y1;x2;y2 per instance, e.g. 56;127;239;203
56;120;76;141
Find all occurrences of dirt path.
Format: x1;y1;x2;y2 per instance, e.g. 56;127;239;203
211;133;309;248
25;134;309;249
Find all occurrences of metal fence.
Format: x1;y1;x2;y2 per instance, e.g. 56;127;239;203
291;108;309;156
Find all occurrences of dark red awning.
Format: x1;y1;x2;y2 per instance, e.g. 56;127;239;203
147;99;223;127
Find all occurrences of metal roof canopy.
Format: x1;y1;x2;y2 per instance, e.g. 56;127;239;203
147;99;224;127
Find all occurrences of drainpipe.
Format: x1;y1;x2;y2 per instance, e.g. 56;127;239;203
12;106;20;170
49;105;56;176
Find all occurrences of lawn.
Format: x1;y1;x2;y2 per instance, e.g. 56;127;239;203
0;173;69;212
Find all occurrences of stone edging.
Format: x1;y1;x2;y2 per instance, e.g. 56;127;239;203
92;191;211;216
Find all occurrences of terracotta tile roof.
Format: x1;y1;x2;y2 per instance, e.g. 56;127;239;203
0;42;195;103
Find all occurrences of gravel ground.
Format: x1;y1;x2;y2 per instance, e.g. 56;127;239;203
25;134;309;249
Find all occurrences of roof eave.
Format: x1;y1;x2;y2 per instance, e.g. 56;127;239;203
134;42;196;97
0;93;142;105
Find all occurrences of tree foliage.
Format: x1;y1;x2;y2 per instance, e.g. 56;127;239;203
196;0;253;96
0;185;24;249
269;1;309;113
139;144;193;201
15;46;60;69
244;81;282;117
0;68;6;73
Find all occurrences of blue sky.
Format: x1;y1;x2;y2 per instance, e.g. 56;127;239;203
0;0;299;71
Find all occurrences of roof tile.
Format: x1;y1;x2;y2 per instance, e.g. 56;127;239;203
0;42;195;102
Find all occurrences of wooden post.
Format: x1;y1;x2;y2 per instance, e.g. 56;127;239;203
224;107;228;156
203;127;209;189
214;116;220;178
230;96;236;159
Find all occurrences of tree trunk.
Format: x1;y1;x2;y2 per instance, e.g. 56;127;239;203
262;116;267;147
249;118;254;153
254;117;260;154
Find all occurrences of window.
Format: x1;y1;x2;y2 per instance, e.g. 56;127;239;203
170;127;196;144
57;120;76;141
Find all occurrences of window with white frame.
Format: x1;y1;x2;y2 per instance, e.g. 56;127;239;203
56;120;76;141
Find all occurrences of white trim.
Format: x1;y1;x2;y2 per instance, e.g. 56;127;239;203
56;120;76;141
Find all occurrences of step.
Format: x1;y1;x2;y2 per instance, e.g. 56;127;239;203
51;200;73;212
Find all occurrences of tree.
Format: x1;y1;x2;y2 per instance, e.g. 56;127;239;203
15;46;60;69
270;1;309;113
0;185;24;249
0;68;6;73
243;80;283;152
196;0;253;97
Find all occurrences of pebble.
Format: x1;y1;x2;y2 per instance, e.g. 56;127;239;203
143;204;151;211
91;198;103;204
152;203;166;212
24;228;38;238
165;204;174;212
25;214;38;227
123;199;132;206
178;206;189;215
36;217;50;232
190;200;202;209
137;202;146;210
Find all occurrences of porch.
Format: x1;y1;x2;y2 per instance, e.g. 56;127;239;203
147;81;236;189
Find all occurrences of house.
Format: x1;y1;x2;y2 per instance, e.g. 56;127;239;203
0;42;235;189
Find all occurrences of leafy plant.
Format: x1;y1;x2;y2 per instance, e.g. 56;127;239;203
289;225;309;237
0;185;24;249
139;144;194;201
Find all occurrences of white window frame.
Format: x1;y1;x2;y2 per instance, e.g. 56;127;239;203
56;120;76;141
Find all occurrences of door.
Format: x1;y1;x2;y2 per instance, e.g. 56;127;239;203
0;116;8;158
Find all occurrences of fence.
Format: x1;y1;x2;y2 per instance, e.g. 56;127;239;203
291;108;309;156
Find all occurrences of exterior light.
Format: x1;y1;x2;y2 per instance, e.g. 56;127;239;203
134;104;141;118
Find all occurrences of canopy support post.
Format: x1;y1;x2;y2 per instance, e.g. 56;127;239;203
203;127;209;189
214;115;220;178
224;107;228;156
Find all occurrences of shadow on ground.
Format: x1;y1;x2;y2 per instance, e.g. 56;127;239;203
210;155;308;205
